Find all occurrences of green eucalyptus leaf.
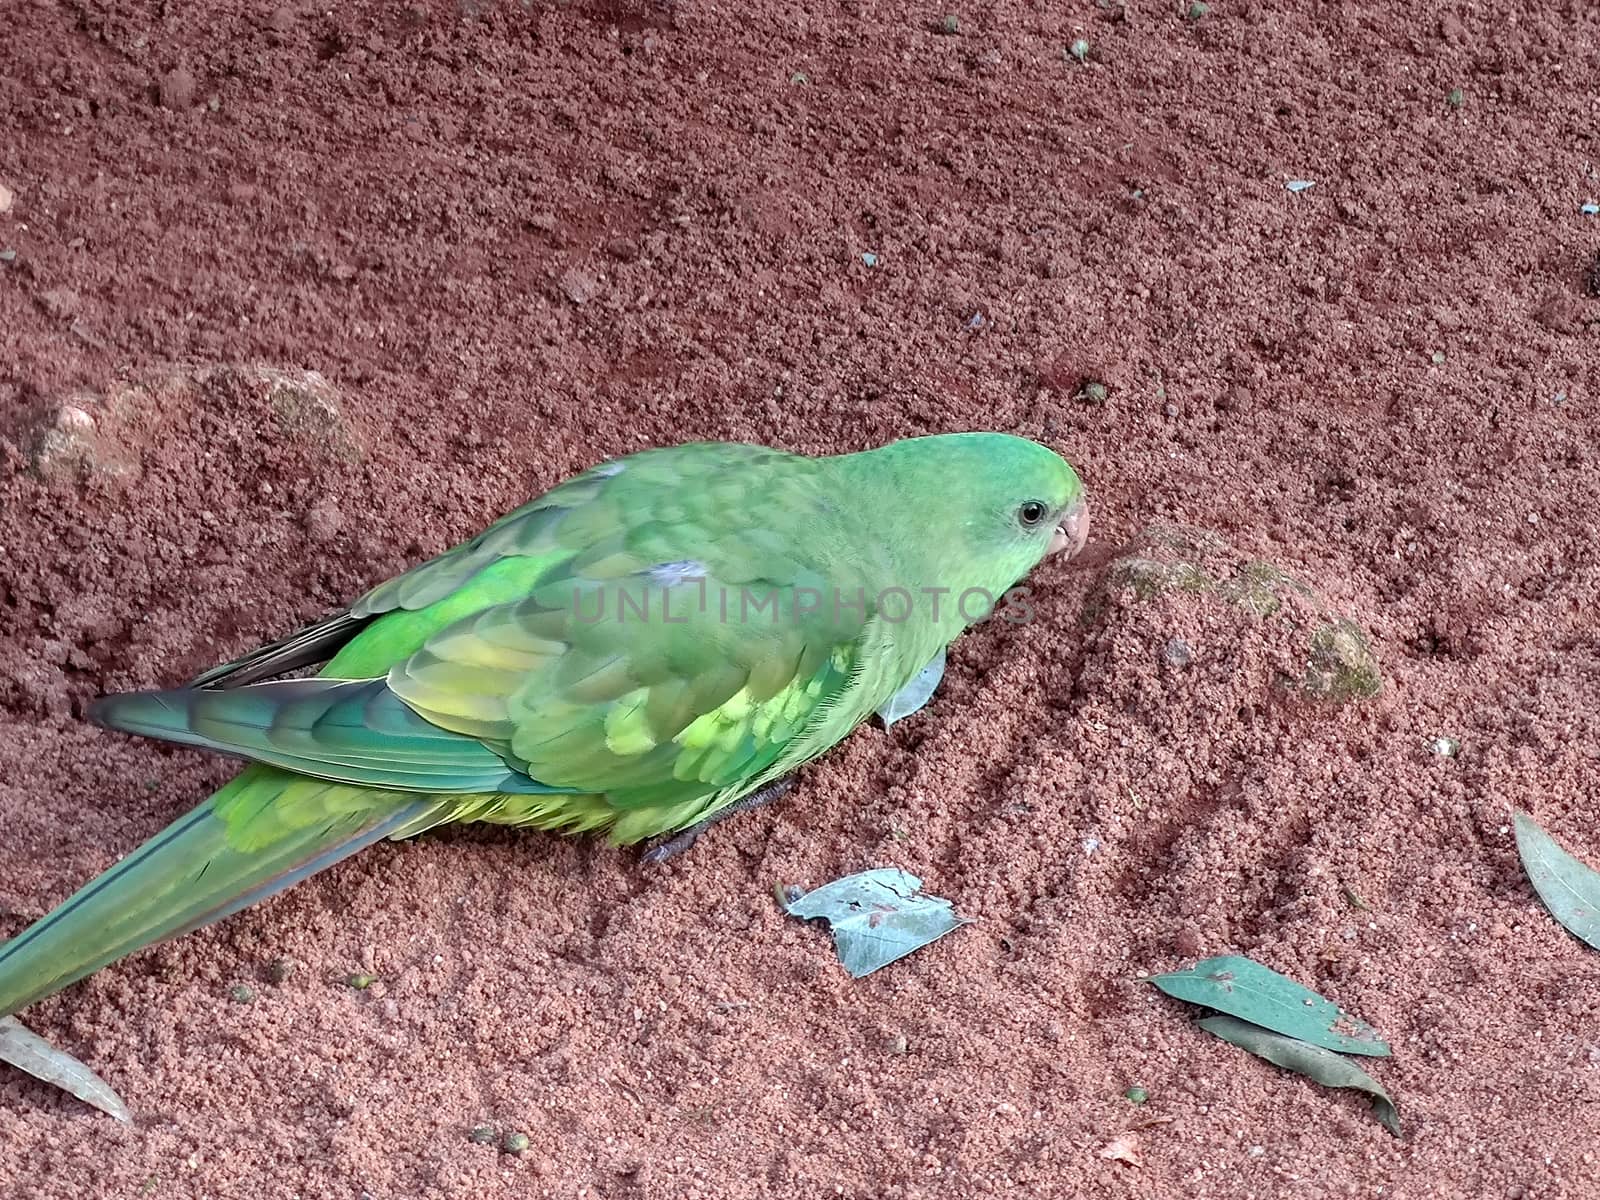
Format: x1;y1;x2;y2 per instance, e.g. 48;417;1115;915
0;1015;130;1123
1514;810;1600;951
1150;954;1389;1056
1197;1014;1401;1138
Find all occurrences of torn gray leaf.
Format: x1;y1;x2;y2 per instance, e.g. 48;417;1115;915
0;1015;130;1122
876;647;946;729
780;868;971;978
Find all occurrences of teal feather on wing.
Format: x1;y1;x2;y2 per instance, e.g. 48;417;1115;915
87;681;570;794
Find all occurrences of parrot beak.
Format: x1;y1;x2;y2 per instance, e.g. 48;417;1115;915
1049;499;1090;560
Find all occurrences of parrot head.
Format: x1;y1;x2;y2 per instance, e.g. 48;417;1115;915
839;432;1089;617
941;431;1089;566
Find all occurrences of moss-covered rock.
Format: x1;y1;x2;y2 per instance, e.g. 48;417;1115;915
1088;523;1381;705
25;363;361;484
1305;618;1382;701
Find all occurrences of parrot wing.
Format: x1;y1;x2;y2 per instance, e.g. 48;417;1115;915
90;563;873;803
94;443;885;813
183;454;657;690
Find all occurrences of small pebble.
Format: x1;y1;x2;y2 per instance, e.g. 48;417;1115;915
55;404;94;432
1164;637;1194;668
158;67;196;110
38;288;81;320
559;267;602;305
302;501;343;542
603;236;639;262
0;183;13;214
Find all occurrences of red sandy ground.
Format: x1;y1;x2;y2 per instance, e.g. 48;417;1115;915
3;0;1600;1196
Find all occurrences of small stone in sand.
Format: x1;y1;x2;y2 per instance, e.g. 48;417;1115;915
158;68;196;110
559;268;603;305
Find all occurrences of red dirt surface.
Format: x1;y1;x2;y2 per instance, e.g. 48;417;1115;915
4;0;1600;1196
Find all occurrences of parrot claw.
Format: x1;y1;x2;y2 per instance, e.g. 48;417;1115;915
639;778;796;866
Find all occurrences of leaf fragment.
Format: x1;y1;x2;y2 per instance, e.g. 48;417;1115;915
0;1015;131;1123
1197;1014;1401;1138
1098;1131;1144;1167
779;868;971;978
1513;809;1600;951
1149;954;1389;1056
876;647;946;729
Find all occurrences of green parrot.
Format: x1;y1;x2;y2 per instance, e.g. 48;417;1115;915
0;433;1088;1018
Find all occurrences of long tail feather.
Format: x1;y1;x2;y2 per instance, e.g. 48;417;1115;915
0;766;442;1018
86;681;557;794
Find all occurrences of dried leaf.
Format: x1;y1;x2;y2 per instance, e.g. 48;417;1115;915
1197;1014;1401;1137
1098;1131;1144;1167
0;1016;130;1122
1149;954;1389;1056
1514;810;1600;951
780;868;971;978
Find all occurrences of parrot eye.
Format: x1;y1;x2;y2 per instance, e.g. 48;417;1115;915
1017;500;1049;527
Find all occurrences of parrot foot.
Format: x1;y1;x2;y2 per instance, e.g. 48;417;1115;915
639;778;796;866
